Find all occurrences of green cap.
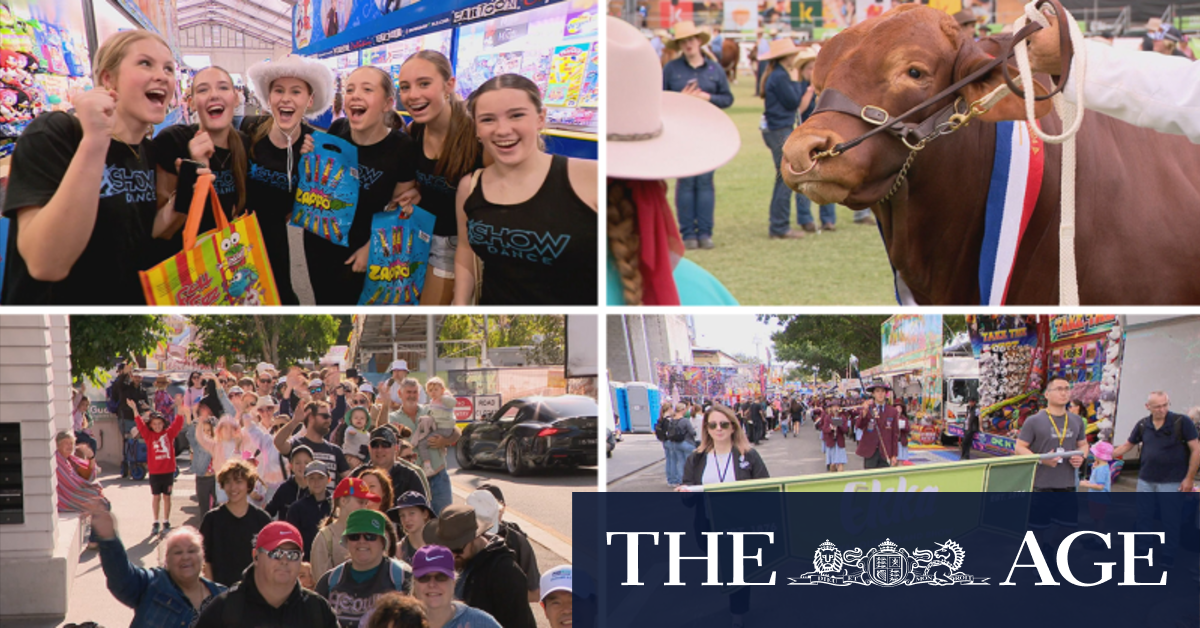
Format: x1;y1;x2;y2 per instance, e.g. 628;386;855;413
343;509;389;537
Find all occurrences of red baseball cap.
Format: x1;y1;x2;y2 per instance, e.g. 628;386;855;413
333;477;381;503
256;521;303;552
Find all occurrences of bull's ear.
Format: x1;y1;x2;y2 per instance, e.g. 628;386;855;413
954;34;1054;122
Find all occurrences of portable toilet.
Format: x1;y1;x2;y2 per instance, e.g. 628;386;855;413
625;382;660;433
609;382;631;431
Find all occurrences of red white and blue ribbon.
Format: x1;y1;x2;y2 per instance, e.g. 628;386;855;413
978;120;1044;305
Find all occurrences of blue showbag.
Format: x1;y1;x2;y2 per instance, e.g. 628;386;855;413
290;131;358;246
0;216;9;298
358;206;435;305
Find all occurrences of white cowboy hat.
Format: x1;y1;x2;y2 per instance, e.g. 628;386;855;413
607;17;740;181
664;21;712;50
247;55;334;119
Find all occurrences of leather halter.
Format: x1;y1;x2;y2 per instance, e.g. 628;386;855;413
807;0;1074;160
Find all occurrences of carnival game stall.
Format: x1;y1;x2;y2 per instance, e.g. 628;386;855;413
654;361;766;406
947;315;1045;456
1045;314;1124;442
291;0;598;159
877;315;944;445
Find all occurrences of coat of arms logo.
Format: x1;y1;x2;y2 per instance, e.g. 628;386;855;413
790;539;989;586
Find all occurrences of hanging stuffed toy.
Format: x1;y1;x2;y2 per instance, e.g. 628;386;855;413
0;50;34;89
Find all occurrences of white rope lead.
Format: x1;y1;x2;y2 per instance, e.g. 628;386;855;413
1011;1;1088;305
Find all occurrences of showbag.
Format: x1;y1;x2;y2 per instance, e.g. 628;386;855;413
140;173;281;306
290;131;358;246
357;206;435;305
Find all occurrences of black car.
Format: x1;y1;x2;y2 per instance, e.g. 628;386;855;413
456;395;598;476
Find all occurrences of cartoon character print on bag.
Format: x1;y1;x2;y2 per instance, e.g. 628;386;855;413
218;231;264;306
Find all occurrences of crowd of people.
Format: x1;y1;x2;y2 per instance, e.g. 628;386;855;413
1;30;598;306
54;359;575;628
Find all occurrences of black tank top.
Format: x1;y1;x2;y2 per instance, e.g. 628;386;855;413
463;155;596;305
410;122;482;238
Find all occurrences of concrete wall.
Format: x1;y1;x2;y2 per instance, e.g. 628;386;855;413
0;314;78;619
609;315;695;385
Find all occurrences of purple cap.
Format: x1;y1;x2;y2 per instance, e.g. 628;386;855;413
412;545;456;579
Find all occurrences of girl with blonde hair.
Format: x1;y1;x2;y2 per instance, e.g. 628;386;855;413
3;30;182;304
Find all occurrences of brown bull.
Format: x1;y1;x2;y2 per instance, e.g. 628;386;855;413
721;39;741;82
782;5;1200;305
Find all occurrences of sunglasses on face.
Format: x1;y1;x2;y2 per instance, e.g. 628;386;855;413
708;421;732;430
316;413;332;420
259;378;271;384
401;453;418;462
261;547;303;562
346;533;380;542
417;573;451;583
370;441;393;449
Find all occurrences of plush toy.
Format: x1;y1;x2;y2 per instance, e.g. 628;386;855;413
41;25;68;75
0;49;34;89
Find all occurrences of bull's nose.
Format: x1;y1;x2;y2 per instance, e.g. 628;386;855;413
782;132;836;178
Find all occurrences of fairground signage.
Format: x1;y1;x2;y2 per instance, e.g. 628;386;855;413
293;0;566;58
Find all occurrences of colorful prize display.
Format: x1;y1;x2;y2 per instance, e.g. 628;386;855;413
290;131;359;247
358;206;435;305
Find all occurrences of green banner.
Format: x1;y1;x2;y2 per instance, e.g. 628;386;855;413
702;455;1039;493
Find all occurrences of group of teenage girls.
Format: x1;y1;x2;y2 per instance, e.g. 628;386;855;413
1;29;598;306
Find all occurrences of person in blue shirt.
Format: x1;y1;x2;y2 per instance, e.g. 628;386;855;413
662;20;734;251
793;47;839;233
759;39;812;240
607;17;740;305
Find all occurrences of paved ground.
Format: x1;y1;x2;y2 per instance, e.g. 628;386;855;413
608;424;1146;492
10;449;590;628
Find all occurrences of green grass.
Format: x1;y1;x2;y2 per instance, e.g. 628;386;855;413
671;79;895;305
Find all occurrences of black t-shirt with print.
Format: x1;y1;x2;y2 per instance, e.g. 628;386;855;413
304;120;416;304
243;116;313;305
2;112;157;305
409;121;484;237
152;123;250;265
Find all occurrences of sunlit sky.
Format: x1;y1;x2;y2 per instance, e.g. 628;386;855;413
691;316;784;363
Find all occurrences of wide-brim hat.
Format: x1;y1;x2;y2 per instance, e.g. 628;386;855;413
247;55;334;119
664;21;711;50
952;9;977;26
607;17;740;180
864;381;892;392
760;38;802;61
793;46;820;70
422;505;487;551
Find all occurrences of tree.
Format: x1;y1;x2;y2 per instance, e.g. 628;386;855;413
761;315;890;379
439;315;565;365
188;315;342;368
69;316;172;384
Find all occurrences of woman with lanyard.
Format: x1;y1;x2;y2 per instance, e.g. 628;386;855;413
151;66;250;262
759;39;816;240
2;30;182;304
397;51;486;305
661;21;734;251
453;74;598;305
678;405;769;488
677;405;767;628
317;65;419;305
244;56;330;305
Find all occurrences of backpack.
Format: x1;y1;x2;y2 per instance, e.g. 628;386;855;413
667;418;687;443
327;557;408;592
1135;414;1190;449
655;416;670;442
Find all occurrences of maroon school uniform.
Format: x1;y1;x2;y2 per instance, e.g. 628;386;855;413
821;416;849;448
855;403;900;459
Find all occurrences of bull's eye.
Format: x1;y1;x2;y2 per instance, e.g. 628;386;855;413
908;68;922;79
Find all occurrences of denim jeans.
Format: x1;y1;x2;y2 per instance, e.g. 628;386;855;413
853;208;872;221
1136;479;1184;559
428;469;452;517
763;126;835;234
663;440;693;485
676;172;716;240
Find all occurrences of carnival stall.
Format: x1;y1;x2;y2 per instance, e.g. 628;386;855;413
291;0;599;159
654;361;766;405
949;315;1124;457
